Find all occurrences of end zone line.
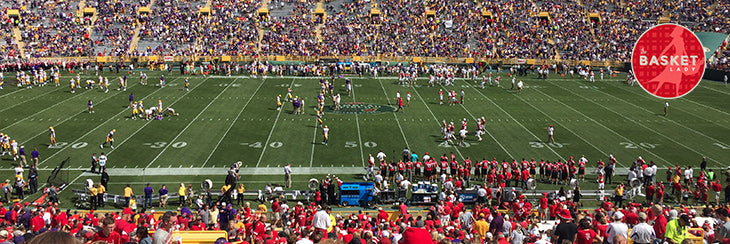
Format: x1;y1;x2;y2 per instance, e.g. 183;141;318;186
257;77;297;167
107;77;213;157
309;118;318;167
461;79;564;160
146;78;240;169
375;78;410;149
201;78;267;168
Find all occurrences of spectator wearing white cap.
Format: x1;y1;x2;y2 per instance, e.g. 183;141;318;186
606;212;628;244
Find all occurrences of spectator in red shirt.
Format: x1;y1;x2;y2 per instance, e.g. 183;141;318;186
93;217;122;244
30;211;44;232
576;217;602;244
377;208;389;223
652;205;667;240
539;193;549;222
400;220;432;244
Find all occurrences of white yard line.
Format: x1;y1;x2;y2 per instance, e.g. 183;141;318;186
603;81;730;128
13;82;142;144
201;78;266;167
0;74;99;100
36;78;182;166
108;77;214;157
444;81;513;159
308;119;319;167
558;80;717;166
699;85;730;96
527;83;666;168
257;77;297;167
586;81;730;152
461;79;564;160
145;78;239;168
0;86;69;113
406;81;466;160
375;78;410;149
0;86;95;132
351;80;366;167
506;87;614;164
57;173;84;195
680;97;730;117
0;87;28;99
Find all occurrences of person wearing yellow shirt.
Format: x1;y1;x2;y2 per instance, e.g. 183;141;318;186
665;214;690;244
89;185;99;210
614;183;625;208
257;203;267;213
221;184;231;195
178;183;187;207
237;184;245;206
473;214;489;242
124;184;133;207
97;183;106;208
129;196;137;212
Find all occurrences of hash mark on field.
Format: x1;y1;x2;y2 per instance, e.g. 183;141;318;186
202;78;266;168
257;77;296;167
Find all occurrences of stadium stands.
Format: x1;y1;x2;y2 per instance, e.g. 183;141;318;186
1;0;727;69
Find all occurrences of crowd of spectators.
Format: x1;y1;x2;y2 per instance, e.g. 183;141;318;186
88;0;139;56
0;0;729;69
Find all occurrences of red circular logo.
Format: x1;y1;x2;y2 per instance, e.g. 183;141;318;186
631;24;705;99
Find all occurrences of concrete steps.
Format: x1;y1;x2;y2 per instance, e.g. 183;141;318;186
12;28;25;59
128;0;156;53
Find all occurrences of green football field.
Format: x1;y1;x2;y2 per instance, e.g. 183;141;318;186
0;70;729;208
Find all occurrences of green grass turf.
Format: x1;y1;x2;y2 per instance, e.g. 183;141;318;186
0;70;729;209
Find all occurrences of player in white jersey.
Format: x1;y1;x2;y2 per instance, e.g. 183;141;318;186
70;79;76;93
438;89;443;105
131;102;139;119
589;71;595;82
322;125;329;145
145;107;156;120
164;107;179;116
517;80;524;94
458;128;468;147
10;140;18;161
545;125;555;143
511;76;516;89
600;68;604;80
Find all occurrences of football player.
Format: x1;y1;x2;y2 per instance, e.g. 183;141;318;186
49;127;56;147
100;129;116;149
